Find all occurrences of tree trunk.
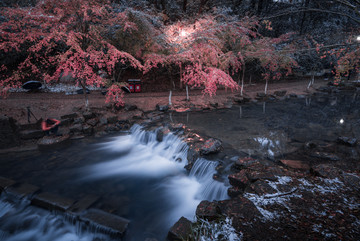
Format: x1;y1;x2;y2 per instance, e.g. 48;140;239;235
183;0;187;12
198;0;209;14
241;65;245;96
300;0;310;35
169;90;172;106
186;85;189;101
264;78;268;95
80;81;89;109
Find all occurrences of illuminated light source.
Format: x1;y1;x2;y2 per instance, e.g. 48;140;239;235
340;118;344;124
180;29;187;37
357;36;360;42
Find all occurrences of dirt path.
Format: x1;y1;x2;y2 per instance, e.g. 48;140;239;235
0;78;327;124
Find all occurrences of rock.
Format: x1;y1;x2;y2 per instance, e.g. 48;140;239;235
105;124;120;133
156;104;169;112
200;138;222;155
6;183;40;199
61;113;78;119
99;117;108;125
246;180;277;196
169;123;185;133
186;147;199;171
167;217;193;241
37;135;70;150
257;92;266;98
289;93;298;98
82;124;93;135
274;90;287;97
0;176;16;192
227;186;244;198
70;124;83;133
310;152;340;161
246;169;277;182
59;118;73;126
57;127;70;136
233;96;250;104
82;111;95;120
210;102;219;108
86;118;98;127
0;115;19;149
337;137;357;147
156;127;170;142
218;196;262;220
32;192;75;211
280;160;310;171
73;116;85;124
20;129;44;140
124;104;137;111
80;209;129;238
107;115;118;124
232;157;259;170
196;200;222;221
228;170;250;190
311;164;342;179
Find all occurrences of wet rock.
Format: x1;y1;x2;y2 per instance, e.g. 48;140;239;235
337;137;357;147
274;90;287;97
83;124;93;135
233;96;250;104
228;170;250;190
246;169;277;182
73;116;85;124
280;159;310;171
124;104;137;111
37;135;70;150
156;127;170;142
185;147;199;171
32;192;75;211
59;118;73;126
57;127;70;136
196;200;222;221
156;104;169;112
86;118;98;127
289;93;298;98
210;102;219;108
311;164;342;179
246;180;277;196
105;124;120;133
0;115;19;149
69;195;100;214
169;123;185;133
0;176;16;192
310;152;340;161
107;115;118;124
257;92;266;98
69;123;83;133
167;217;193;241
82;111;95;120
200;138;222;155
227;186;244;198
218;196;262;220
99;117;108;125
6;183;40;199
20;129;44;140
61;113;78;119
80;209;129;238
232;157;259;171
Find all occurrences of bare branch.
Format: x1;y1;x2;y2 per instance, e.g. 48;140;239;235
262;7;360;24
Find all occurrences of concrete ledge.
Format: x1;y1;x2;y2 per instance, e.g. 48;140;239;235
32;192;75;211
0;176;16;192
6;183;40;198
69;195;100;214
80;209;130;238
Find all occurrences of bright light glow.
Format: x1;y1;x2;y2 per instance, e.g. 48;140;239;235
180;29;187;37
357;36;360;42
340;118;344;124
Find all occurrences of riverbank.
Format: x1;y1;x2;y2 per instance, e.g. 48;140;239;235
0;78;326;153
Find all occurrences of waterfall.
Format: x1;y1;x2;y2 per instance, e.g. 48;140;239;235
0;194;109;241
84;124;229;223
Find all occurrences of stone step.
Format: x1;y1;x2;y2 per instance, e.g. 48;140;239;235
32;192;75;212
80;209;130;238
0;176;16;192
69;195;100;214
6;183;40;199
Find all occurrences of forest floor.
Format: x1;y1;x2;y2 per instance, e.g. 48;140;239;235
0;78;327;124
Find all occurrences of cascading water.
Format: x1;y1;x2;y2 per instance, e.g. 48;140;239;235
0;194;110;241
82;124;229;240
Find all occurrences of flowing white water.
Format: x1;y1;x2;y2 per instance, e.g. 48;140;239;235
0;195;109;241
84;124;229;222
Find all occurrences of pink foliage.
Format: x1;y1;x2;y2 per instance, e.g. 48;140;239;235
105;84;125;107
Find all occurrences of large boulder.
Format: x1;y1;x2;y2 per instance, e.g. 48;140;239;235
200;138;222;155
37;135;70;150
167;217;193;241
